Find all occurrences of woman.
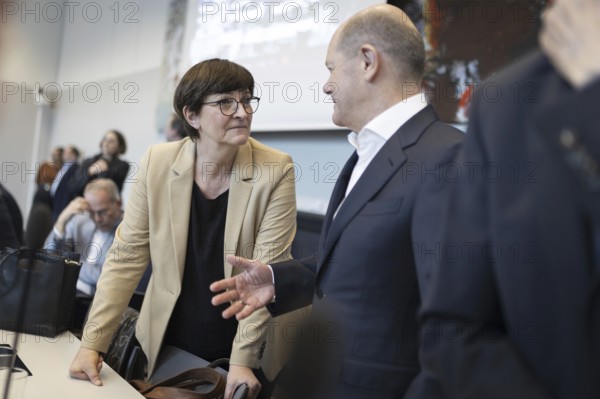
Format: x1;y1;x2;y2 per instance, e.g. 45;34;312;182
71;130;130;196
69;59;300;399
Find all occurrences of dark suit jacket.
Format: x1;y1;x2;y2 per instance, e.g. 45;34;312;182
51;162;79;223
269;106;464;399
71;154;130;196
415;50;600;399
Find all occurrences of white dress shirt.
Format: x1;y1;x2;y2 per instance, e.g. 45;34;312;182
76;228;111;295
343;92;428;199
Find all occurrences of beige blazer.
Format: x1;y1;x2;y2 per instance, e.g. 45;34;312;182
82;137;307;379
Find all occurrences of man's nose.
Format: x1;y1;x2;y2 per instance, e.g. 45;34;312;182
323;82;337;94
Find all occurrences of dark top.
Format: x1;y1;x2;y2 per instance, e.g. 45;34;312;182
71;154;130;196
0;184;23;248
163;183;237;361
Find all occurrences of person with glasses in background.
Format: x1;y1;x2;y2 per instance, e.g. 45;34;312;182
69;58;307;399
44;178;123;296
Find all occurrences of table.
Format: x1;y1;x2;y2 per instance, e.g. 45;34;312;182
0;330;143;399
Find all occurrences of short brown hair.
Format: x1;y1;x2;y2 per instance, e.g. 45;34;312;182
173;59;255;140
103;129;127;155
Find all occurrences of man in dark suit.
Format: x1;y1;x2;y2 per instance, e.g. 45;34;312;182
210;4;463;398
50;145;80;223
410;1;600;398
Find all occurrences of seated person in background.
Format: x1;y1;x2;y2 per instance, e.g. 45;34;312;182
50;144;81;223
71;130;130;196
165;112;186;142
44;178;122;295
68;58;306;399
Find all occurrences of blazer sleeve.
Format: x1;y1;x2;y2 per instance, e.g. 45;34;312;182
229;154;298;369
267;256;316;317
43;226;60;251
410;133;463;298
43;214;78;253
80;149;152;353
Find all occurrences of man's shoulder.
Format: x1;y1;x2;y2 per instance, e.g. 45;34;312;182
412;108;465;154
492;49;550;86
474;49;556;108
427;120;464;142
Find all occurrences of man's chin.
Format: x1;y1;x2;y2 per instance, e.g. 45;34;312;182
331;113;345;129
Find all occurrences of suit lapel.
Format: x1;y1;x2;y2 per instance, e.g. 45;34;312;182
223;141;254;277
168;139;196;282
318;106;438;272
319;152;358;250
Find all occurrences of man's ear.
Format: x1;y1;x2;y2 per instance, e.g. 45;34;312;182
360;44;379;82
183;106;200;129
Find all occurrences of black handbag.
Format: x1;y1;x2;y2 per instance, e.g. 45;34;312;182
0;248;81;337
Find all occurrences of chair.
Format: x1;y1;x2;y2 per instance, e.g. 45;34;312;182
104;307;146;381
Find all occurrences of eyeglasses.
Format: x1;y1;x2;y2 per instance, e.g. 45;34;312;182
202;97;260;116
88;208;109;218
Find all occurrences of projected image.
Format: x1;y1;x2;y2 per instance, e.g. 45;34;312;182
190;1;336;66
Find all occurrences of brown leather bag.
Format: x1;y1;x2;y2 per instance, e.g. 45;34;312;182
130;359;227;399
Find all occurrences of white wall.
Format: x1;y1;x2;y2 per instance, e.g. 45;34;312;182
49;0;170;204
0;0;65;218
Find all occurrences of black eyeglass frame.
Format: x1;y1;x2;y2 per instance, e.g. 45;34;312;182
201;96;261;116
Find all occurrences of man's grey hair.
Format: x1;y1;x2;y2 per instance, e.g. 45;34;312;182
337;7;425;83
84;178;120;202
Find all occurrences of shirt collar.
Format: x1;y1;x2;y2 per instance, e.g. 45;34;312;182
347;92;428;150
